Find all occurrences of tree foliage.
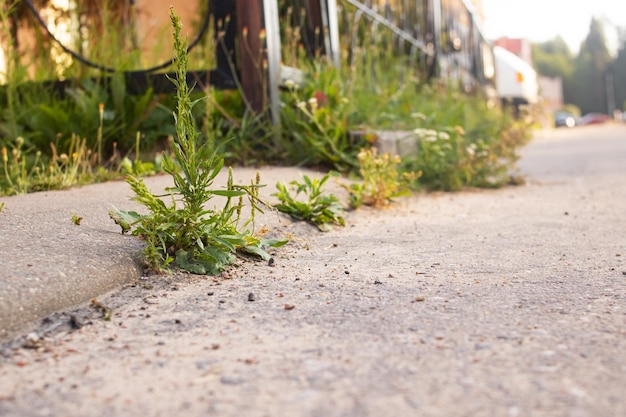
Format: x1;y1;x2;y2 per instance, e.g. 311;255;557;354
531;36;573;79
532;18;616;114
573;18;612;114
614;29;626;111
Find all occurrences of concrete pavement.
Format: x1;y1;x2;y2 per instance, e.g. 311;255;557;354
0;178;146;342
0;166;343;343
0;123;625;417
1;124;625;344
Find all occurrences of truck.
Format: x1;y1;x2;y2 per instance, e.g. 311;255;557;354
493;45;540;116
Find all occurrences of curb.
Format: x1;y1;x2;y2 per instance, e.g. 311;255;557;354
0;181;146;342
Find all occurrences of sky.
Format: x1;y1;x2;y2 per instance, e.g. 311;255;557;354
481;0;626;55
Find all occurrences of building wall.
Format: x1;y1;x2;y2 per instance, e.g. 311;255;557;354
493;37;533;66
538;76;564;112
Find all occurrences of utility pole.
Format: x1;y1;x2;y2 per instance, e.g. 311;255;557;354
605;70;616;117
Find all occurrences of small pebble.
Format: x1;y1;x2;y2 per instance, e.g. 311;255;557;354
284;304;295;310
268;257;276;267
207;291;214;296
69;314;83;329
415;295;426;302
374;279;383;285
220;376;245;385
248;293;256;302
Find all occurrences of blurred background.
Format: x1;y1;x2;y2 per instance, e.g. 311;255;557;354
480;0;626;123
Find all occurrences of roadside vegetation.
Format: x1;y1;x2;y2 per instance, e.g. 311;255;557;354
0;1;534;198
0;2;537;273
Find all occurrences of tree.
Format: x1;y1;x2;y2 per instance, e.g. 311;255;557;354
613;27;626;111
531;36;574;79
568;18;612;114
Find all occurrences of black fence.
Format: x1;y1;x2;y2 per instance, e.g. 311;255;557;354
216;0;496;118
13;0;496;119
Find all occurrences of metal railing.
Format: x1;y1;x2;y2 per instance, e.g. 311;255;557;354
14;0;496;121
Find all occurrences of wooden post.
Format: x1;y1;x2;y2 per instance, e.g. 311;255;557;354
235;0;266;114
211;0;237;88
305;0;324;54
305;0;340;66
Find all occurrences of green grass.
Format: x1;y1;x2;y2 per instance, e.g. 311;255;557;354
0;2;536;199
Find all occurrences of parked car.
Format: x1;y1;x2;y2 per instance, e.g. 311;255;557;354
581;113;611;125
554;111;576;128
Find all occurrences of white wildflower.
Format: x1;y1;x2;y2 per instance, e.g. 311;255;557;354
411;112;427;120
414;128;438;142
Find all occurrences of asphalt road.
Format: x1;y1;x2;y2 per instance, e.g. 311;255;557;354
0;123;625;417
517;124;626;181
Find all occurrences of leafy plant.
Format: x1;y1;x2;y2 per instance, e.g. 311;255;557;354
71;212;83;225
280;67;366;172
401;88;534;191
408;126;469;191
120;132;164;176
2;137;41;195
273;172;345;231
109;8;286;275
0;0;536;198
344;147;419;208
0;115;120;196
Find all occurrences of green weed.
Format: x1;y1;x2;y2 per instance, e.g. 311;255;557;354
2;137;42;195
120;132;164;176
400;86;533;191
71;212;83;226
344;147;419;208
280;67;365;173
273;172;345;232
0;1;536;198
109;8;287;275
